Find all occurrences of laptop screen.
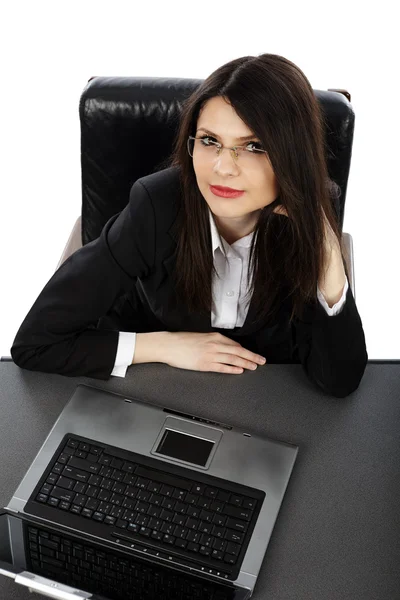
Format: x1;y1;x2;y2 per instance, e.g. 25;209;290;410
0;511;250;600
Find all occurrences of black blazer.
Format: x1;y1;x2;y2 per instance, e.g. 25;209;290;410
11;165;368;397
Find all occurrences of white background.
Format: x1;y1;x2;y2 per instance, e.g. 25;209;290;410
1;0;399;360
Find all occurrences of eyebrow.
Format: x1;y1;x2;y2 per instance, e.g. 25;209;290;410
196;127;258;141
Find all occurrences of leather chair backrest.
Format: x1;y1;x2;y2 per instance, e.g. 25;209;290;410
79;76;355;245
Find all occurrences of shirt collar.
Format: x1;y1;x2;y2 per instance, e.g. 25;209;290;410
208;207;255;254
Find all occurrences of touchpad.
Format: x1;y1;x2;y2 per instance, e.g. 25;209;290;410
151;416;223;470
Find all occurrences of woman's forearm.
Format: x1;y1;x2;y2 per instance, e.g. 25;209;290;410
131;331;171;364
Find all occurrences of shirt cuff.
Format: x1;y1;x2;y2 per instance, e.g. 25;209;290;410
317;276;349;316
110;331;137;377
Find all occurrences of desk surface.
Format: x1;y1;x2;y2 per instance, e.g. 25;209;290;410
1;361;400;600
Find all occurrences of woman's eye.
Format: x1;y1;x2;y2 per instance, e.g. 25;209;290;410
246;141;263;152
200;135;216;146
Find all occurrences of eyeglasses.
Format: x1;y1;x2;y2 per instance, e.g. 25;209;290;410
187;135;269;165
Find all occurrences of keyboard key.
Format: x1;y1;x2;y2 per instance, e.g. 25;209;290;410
217;490;231;503
52;462;64;474
111;469;124;482
104;516;116;525
161;497;174;510
81;508;93;518
50;487;76;503
225;517;248;533
200;509;213;522
73;494;86;507
57;453;70;464
204;487;218;498
187;541;199;553
223;505;251;521
121;461;136;473
187;506;201;519
186;530;201;543
172;513;186;526
92;512;105;522
198;522;212;534
62;466;89;483
212;526;226;539
161;522;174;535
172;489;187;501
68;457;101;475
229;494;244;507
185;517;199;530
48;497;60;507
46;473;59;485
242;497;256;510
212;514;227;526
160;509;173;522
174;501;187;514
73;481;87;494
226;541;240;556
98;454;112;465
191;484;206;495
116;519;128;529
224;553;236;565
36;494;48;503
85;498;99;511
89;446;102;456
67;439;79;448
224;529;243;543
139;526;151;537
210;500;224;513
135;477;149;489
57;476;75;491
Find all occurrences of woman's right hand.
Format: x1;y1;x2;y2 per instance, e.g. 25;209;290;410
162;331;267;374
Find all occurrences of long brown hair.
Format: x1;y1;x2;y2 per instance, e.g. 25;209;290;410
158;53;347;326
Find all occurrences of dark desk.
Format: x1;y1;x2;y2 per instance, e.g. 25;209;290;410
1;360;399;600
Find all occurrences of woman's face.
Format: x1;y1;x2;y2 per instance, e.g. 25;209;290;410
193;96;279;226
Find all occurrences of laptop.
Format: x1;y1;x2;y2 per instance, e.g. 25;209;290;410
0;383;298;599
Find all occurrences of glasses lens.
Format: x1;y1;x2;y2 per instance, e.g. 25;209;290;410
188;137;266;163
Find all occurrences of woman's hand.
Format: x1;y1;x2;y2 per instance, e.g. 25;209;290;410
162;331;267;374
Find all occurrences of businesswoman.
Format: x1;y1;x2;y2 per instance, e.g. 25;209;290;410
11;53;368;397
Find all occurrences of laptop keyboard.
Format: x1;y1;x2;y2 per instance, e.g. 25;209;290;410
27;524;238;599
30;435;263;580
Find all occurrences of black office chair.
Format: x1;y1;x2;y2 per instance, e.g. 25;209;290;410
57;76;356;298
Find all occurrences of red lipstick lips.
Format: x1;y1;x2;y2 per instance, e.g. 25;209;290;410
210;185;245;199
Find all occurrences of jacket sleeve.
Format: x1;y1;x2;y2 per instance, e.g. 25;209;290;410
292;283;368;398
10;180;155;380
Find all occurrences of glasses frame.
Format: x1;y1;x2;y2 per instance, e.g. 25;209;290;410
187;135;268;161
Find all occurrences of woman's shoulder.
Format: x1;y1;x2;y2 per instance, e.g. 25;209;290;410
130;165;182;238
135;165;182;200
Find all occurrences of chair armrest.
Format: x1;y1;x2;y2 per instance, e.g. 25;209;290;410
55;216;82;271
341;232;355;301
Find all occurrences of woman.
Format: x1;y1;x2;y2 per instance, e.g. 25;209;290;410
10;53;368;397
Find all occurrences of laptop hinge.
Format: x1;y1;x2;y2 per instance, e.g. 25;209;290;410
14;571;92;599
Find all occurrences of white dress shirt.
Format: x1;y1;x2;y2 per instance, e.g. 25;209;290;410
111;209;349;377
